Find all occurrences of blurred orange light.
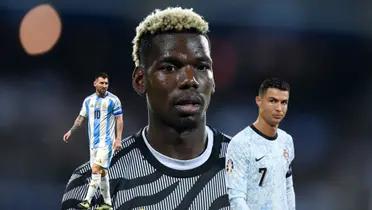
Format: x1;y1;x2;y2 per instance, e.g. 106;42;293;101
19;4;62;55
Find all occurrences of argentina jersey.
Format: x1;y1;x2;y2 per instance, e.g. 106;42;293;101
225;125;295;210
79;91;123;149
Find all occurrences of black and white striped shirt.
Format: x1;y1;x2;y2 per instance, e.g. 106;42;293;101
61;127;231;210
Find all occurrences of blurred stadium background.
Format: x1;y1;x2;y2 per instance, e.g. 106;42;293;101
0;1;371;209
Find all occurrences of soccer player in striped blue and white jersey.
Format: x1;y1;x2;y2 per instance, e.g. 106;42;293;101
225;78;295;210
63;72;124;210
61;7;231;210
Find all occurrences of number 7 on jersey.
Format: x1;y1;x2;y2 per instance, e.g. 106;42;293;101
258;168;267;186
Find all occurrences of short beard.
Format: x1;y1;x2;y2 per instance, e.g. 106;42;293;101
174;117;199;132
172;112;207;133
98;90;106;96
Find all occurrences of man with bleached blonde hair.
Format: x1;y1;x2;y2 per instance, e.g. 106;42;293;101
61;7;231;210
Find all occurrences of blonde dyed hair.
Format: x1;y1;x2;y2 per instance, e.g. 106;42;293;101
132;7;209;67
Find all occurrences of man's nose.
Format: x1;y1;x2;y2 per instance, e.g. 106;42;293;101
274;103;282;111
179;65;199;89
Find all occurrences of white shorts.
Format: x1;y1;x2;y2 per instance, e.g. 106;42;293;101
90;146;113;169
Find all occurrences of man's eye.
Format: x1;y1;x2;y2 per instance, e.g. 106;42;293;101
161;65;177;72
198;65;210;71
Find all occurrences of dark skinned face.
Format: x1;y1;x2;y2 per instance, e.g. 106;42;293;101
133;33;215;131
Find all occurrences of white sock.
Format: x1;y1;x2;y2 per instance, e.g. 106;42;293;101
100;173;112;205
85;173;101;202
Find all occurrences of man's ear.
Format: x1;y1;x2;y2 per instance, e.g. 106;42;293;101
255;96;261;107
132;66;146;96
209;71;216;94
211;80;215;94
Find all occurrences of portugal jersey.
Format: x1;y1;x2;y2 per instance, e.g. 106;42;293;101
79;91;122;149
61;126;231;210
225;125;295;210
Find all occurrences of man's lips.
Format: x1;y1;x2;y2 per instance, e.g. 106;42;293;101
174;96;203;114
174;104;201;114
273;114;283;119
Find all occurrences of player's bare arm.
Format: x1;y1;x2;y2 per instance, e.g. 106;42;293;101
63;115;85;143
113;115;123;151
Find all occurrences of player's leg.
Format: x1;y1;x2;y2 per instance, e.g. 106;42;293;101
100;169;111;205
96;147;113;210
78;149;102;209
85;164;102;201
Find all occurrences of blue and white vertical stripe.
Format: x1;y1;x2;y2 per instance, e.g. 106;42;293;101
79;91;123;149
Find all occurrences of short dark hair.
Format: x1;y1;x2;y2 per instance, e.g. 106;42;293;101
258;77;290;96
95;72;109;80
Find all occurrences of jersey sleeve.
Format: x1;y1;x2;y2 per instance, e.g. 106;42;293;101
225;135;251;210
286;174;296;210
113;97;123;116
79;98;88;118
61;162;91;209
286;135;296;210
289;135;295;163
